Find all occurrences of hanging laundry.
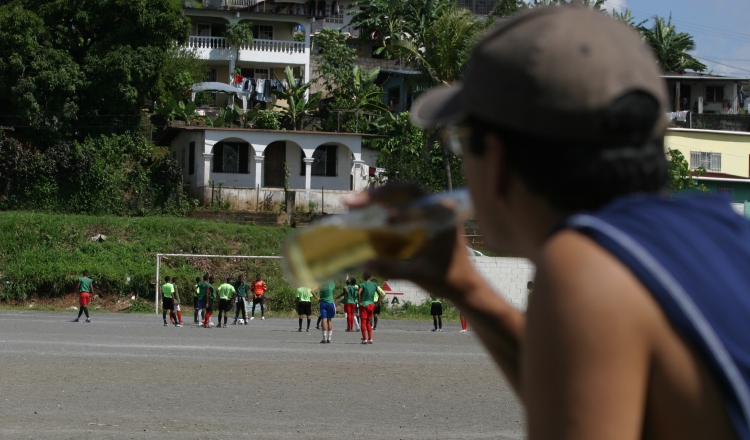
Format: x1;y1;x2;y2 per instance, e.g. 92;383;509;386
331;0;339;15
263;79;273;103
317;0;326;17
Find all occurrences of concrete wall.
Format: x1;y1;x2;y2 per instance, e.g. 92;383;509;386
384;257;535;311
197;186;353;212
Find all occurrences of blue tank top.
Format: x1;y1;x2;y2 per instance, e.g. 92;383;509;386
564;194;750;440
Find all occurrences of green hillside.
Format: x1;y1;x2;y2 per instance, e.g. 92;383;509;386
0;212;296;307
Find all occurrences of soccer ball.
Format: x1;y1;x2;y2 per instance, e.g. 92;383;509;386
238;319;245;324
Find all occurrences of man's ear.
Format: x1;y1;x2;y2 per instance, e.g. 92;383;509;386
486;133;511;198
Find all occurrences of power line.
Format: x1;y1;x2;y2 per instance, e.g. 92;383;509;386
692;56;750;75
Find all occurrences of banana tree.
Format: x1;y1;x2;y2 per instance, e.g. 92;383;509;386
273;66;321;131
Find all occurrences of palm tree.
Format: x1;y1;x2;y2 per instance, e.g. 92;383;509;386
393;6;492;189
640;15;706;73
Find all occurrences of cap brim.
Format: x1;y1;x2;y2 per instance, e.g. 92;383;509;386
409;84;466;130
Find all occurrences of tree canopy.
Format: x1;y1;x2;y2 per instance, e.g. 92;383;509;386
0;0;191;145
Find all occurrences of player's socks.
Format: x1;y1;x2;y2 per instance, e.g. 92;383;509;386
224;316;228;326
298;318;303;330
374;316;378;329
328;329;332;341
177;311;183;324
306;318;311;330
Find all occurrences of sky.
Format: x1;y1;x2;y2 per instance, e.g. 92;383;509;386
603;0;750;78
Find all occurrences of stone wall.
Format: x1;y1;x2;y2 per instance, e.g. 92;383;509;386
384;256;535;311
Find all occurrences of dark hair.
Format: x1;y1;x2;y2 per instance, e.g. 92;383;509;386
226;277;231;282
83;270;89;276
203;274;209;281
171;277;177;282
165;276;171;282
195;277;201;283
349;277;357;285
467;92;668;212
362;273;371;281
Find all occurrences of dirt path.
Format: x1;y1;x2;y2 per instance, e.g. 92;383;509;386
0;311;525;439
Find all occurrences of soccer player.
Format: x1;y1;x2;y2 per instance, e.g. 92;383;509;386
340;279;358;332
232;274;249;325
217;277;235;328
203;275;217;328
193;276;202;323
358;274;377;344
172;276;183;325
371;278;386;330
312;281;336;343
430;296;442;332
250;274;267;320
161;276;180;327
296;286;313;332
73;270;94;323
350;6;750;438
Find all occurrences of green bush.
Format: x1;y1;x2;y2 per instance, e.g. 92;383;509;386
254;110;281;130
0;132;193;216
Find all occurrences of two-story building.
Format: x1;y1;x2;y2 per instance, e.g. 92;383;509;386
164;0;382;213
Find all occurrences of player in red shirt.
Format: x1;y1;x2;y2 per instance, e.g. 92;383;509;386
250;274;267;320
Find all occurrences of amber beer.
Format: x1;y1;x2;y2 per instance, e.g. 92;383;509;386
282;189;471;288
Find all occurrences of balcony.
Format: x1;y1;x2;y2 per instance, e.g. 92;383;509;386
186;36;307;64
668;112;750;133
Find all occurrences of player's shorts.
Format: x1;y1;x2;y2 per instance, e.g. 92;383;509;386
206;299;214;313
219;298;231;312
430;302;443;316
253;295;265;305
79;292;91;306
197;300;206;309
319;301;336;319
163;298;174;310
297;301;312;316
175;304;181;312
374;304;382;315
193;297;198;308
360;304;375;320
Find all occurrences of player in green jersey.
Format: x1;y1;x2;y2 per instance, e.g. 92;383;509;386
73;270;94;323
217;277;235;328
312;281;337;343
296;286;313;332
232;275;249;325
193;276;202;323
161;276;180;327
358;273;378;344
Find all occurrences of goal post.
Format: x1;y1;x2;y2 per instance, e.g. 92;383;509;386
154;253;284;315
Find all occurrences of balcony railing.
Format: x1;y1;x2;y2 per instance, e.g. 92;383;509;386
187;36;305;54
183;0;262;10
241;39;305;54
187;36;227;49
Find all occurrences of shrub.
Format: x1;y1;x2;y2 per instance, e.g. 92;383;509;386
254;110;281;130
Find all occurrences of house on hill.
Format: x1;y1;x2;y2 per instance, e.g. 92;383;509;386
157;125;380;212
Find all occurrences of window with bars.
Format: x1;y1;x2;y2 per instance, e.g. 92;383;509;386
706;86;724;103
213;142;250;174
301;145;337;177
181;147;186;170
690;151;721;172
252;25;274;40
717;187;733;199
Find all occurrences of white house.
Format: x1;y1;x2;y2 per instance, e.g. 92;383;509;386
159;126;380;212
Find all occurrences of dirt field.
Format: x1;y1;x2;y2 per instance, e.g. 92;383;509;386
0;311;525;439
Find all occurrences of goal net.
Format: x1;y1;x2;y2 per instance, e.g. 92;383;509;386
154;254;284;315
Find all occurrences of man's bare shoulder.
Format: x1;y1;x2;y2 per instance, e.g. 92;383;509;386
525;230;738;440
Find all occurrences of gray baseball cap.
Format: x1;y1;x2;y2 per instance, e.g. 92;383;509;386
410;5;667;142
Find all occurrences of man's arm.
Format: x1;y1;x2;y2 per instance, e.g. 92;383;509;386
524;231;652;440
89;280;94;296
174;285;180;304
311;288;320;302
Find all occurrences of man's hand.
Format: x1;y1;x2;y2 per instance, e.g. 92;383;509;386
346;184;483;305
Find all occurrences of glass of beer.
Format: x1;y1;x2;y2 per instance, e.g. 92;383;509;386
282;189;472;288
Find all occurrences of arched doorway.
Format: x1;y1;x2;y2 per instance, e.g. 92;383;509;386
264;141;286;187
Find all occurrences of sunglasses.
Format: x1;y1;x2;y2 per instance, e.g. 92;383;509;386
439;122;473;157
